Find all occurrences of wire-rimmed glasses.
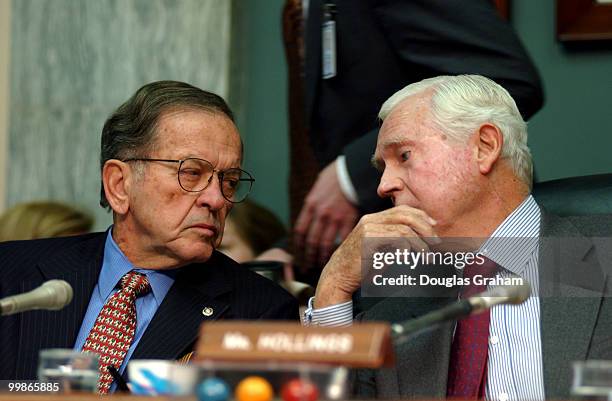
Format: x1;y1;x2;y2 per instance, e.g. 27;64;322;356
122;157;255;203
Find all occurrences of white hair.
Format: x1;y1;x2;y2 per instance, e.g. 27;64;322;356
379;75;532;186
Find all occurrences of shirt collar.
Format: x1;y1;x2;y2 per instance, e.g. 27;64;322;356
99;227;176;305
479;195;541;276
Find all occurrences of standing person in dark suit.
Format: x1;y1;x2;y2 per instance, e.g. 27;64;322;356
293;0;545;270
306;75;612;400
0;81;298;391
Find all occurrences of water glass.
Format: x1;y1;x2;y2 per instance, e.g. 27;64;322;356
572;360;612;400
37;349;99;393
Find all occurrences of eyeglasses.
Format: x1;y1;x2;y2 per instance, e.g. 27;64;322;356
122;158;255;203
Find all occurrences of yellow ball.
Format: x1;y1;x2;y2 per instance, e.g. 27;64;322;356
235;376;274;401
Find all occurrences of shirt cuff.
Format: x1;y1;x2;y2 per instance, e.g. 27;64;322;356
303;297;353;327
336;156;359;205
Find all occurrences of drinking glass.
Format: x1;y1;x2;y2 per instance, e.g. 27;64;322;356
37;349;99;393
572;360;612;400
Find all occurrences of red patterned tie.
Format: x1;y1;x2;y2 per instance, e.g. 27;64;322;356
82;271;151;394
446;258;498;399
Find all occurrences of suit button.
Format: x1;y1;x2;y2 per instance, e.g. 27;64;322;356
202;307;214;316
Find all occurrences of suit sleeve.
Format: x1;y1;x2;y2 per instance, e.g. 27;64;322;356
349;312;379;398
342;0;543;213
258;293;300;321
368;0;543;119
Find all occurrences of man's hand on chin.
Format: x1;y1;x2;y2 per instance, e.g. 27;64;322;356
313;205;440;309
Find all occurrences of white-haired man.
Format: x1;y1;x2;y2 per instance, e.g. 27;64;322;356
306;75;612;400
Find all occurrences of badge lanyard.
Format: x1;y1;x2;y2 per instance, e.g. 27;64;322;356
322;1;337;79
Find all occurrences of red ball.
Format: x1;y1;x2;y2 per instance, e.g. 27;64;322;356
281;378;319;401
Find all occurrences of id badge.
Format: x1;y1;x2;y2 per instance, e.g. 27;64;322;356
322;20;337;79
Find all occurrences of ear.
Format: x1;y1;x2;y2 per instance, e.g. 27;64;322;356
475;123;503;175
102;160;132;215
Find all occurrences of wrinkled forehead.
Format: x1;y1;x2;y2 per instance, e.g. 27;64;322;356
154;108;243;162
376;94;433;153
376;134;416;154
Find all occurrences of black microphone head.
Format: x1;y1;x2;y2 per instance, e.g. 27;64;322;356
41;280;74;310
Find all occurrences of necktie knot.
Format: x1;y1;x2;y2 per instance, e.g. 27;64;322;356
120;271;151;298
460;257;498;300
462;256;498;281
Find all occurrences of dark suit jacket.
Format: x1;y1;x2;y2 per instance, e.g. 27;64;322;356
305;0;544;213
0;232;299;380
355;212;612;399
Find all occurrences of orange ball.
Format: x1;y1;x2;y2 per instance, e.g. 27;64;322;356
235;376;274;401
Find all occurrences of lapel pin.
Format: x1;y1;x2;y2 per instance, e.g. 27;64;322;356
202;307;214;317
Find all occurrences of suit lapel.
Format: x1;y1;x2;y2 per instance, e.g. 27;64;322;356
11;234;239;378
538;212;606;399
370;264;458;397
396;315;454;398
366;293;455;398
15;234;106;378
304;0;322;124
131;259;232;362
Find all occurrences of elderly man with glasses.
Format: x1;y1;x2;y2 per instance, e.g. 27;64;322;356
0;81;298;392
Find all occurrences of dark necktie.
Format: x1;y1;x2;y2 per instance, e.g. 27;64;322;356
82;271;151;394
446;258;499;399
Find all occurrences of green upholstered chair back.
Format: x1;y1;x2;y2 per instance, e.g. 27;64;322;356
532;174;612;216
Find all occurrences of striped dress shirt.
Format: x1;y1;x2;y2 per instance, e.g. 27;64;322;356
304;195;545;401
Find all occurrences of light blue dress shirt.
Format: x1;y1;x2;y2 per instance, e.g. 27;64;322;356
73;228;176;391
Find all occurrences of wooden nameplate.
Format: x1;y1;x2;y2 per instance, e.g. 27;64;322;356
194;321;394;368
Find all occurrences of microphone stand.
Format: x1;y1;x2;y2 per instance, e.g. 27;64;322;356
390;299;473;345
390;283;530;345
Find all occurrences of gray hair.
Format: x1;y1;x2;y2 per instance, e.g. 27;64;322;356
99;80;235;209
379;75;532;186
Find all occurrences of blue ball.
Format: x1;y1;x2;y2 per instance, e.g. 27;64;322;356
197;377;231;401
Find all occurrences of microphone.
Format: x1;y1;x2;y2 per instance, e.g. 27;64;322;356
467;283;531;313
0;280;73;316
391;283;530;342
